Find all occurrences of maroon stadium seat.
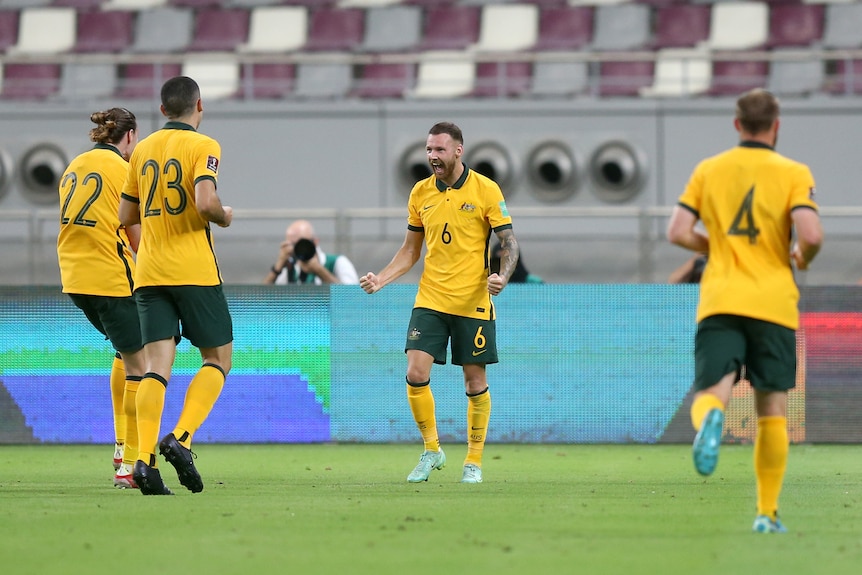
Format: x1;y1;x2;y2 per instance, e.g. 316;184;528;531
239;63;296;100
115;63;183;100
74;10;134;53
471;62;532;98
598;61;654;98
187;9;251;52
352;63;415;99
304;7;365;52
1;64;61;100
418;6;480;51
533;6;593;52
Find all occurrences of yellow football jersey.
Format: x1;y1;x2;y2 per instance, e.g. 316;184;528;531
122;122;223;288
408;166;513;319
57;144;135;296
678;142;818;329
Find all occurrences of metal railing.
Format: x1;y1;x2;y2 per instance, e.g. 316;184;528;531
2;48;862;101
6;205;862;285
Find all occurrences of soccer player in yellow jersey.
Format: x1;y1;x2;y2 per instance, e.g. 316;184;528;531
360;122;519;484
119;76;233;496
667;89;823;533
57;107;144;490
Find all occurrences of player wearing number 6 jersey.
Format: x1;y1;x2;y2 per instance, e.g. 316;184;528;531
58;107;145;490
667;89;823;533
360;122;519;484
119;76;233;496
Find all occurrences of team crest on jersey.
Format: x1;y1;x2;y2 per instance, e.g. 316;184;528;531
459;202;476;213
408;327;421;340
206;155;219;174
499;200;509;217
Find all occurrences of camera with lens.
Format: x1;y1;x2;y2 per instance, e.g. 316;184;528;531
293;238;317;262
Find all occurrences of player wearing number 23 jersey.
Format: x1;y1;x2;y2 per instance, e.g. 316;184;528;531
118;76;233;496
677;142;818;330
121;122;223;289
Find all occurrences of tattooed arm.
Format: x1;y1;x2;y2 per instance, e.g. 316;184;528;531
488;228;519;295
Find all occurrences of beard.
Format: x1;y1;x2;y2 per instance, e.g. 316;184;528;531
430;160;455;182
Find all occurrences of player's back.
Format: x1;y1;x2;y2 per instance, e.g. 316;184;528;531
126;123;223;288
58;145;135;296
688;144;816;328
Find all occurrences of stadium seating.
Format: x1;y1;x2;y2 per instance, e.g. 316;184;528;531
1;63;61;99
708;60;769;96
640;48;711;98
472;4;539;52
705;1;768;50
238;62;296;99
767;52;824;97
128;7;193;53
0;11;19;54
8;7;75;55
0;0;856;102
103;0;166;9
73;10;134;53
410;51;475;98
359;5;422;52
304;8;365;52
59;63;117;100
825;59;862;96
821;2;862;49
471;61;532;98
54;0;108;8
651;4;711;49
1;0;52;7
598;61;655;97
351;62;415;98
341;0;401;7
590;3;651;51
533;5;593;51
530;60;589;98
170;0;225;7
238;6;308;53
182;57;241;100
115;62;182;99
187;9;251;53
766;3;823;48
418;6;480;51
292;62;353;99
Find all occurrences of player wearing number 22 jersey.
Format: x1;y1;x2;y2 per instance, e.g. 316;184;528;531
57;107;145;489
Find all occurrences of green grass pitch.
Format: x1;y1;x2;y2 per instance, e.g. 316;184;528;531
1;444;861;575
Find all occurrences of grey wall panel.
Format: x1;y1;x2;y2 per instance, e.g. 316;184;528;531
3;98;862;285
659;98;862;235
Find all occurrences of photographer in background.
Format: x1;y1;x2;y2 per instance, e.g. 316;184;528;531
264;219;359;285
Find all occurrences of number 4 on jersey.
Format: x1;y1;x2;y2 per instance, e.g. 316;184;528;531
728;185;760;244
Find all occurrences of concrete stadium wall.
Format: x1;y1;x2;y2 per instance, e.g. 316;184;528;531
1;98;861;285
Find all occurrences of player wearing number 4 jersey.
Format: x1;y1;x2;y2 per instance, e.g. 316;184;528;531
667;89;823;533
58;107;145;490
119;76;234;496
360;122;520;484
